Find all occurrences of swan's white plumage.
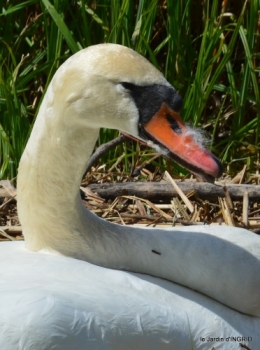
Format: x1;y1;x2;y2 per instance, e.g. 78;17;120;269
1;241;259;350
1;43;259;349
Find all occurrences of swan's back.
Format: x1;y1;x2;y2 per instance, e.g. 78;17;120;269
1;241;259;350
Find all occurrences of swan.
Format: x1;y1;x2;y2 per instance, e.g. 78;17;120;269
0;44;259;349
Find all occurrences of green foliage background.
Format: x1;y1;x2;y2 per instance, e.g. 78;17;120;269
0;0;260;179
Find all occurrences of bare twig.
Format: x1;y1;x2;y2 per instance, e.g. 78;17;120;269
86;182;260;201
164;171;194;213
0;228;16;241
242;192;249;228
83;134;128;177
218;198;235;226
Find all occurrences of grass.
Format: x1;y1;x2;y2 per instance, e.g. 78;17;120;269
0;0;259;179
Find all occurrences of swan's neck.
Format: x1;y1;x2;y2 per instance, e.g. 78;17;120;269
17;99;161;271
17;86;101;255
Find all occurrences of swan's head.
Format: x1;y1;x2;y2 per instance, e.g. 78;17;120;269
50;44;222;182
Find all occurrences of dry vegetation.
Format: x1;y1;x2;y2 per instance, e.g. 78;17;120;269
1;142;260;242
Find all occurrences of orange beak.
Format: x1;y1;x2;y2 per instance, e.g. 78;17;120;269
139;103;222;182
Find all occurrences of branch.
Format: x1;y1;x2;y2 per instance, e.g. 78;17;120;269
83;134;128;177
86;182;260;201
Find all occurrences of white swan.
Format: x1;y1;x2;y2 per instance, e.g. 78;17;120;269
0;44;259;350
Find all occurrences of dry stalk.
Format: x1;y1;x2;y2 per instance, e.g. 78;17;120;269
164;171;194;213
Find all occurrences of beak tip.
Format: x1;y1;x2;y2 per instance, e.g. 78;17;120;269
195;152;223;183
212;154;223;179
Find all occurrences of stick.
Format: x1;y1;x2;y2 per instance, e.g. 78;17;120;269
83;134;127;177
85;182;260;201
242;192;249;228
164;171;194;213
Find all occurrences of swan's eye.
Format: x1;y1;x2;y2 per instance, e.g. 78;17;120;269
120;82;135;92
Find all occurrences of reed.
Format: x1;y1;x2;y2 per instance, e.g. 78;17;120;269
0;0;259;179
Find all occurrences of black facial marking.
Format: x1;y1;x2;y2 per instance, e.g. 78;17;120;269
120;82;135;91
120;82;183;125
166;113;182;135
